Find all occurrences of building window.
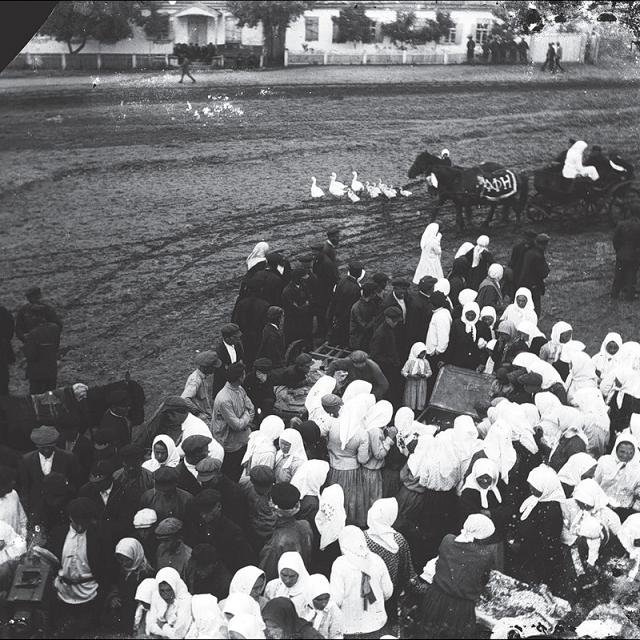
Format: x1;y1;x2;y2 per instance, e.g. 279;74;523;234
305;16;319;42
225;16;242;43
475;22;490;44
444;26;457;44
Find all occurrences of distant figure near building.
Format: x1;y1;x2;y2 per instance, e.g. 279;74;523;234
555;42;565;72
611;209;640;301
179;55;196;84
466;36;476;64
541;43;556;72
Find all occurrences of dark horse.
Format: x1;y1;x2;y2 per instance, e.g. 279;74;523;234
0;376;145;451
408;150;528;230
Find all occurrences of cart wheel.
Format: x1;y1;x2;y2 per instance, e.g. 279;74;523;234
609;185;640;225
526;199;548;223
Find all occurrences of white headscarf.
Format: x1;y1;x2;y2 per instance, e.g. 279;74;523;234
482;420;517;483
455;242;474;259
341;379;373;404
618;513;640;557
339;393;375;450
246;242;269;271
143;434;180;472
434;278;451;296
462;458;502;509
394;407;437;455
488;263;503;281
558;452;597;488
513;351;563;390
228;613;266;639
366;497;399;553
548;321;574;363
461;301;480;342
535;391;563;448
516;321;545;348
147;567;192;638
613;367;640;408
455;514;495;543
242;415;285;467
566;351;598;394
364;400;394;432
338;525;373;575
502;287;537;327
229;566;266;599
563;140;598;180
406;342;430;376
420;223;440;250
519;465;565;520
315;484;346;550
592;332;623;379
277;551;309;598
472;235;490;268
276;429;308;469
222;592;263;619
305;574;334;631
458;288;478;307
291;460;330;498
189;594;226;639
305;375;337;414
493;401;539;455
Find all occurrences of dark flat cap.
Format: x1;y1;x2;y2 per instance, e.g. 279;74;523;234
181;434;212;455
361;282;378;297
372;273;389;286
194;488;222;508
267;306;284;321
419;276;437;294
195;351;222;368
253;357;273;372
271;482;300;510
154;465;179;486
250;465;275;487
120;443;145;462
155;517;183;536
327;226;340;235
196;456;222;481
297;254;314;264
30;425;59;446
221;323;241;337
384;306;403;319
348;261;364;273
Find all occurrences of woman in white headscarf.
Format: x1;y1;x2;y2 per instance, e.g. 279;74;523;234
617;513;640;560
186;594;227;639
416;514;497;639
467;235;493;290
302;573;344;639
227;613;266;639
326;392;374;528
448;301;490;371
547;405;589;472
274;428;308;483
225;566;268;610
221;593;263;628
511;465;565;592
364;497;416;619
246;241;269;272
558;452;597;497
291;459;330;537
562;140;599;181
241;415;285;476
566;350;598;404
361;400;395;512
535;391;564;449
592;332;623;382
146;567;193;639
501;286;538;327
413;222;443;284
572;387;610;456
314;484;347;578
539;320;579;381
143;434;181;473
330;526;393;636
605;366;640;439
514;320;547;357
476;263;504;314
305;376;338;437
401;342;432;411
264;551;310;616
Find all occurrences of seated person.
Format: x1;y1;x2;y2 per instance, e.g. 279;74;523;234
562;140;599;182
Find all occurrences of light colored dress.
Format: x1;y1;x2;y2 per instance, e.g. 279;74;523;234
413;223;444;284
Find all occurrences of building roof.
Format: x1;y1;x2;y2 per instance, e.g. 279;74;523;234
174;5;221;19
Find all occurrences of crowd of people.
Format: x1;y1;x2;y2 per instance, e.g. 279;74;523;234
2;219;640;639
466;34;530;65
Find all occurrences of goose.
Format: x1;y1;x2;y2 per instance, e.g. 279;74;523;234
347;188;360;203
186;101;192;112
378;179;396;199
329;172;347;197
400;187;412;197
367;182;381;198
351;171;364;193
194;110;201;120
311;176;325;198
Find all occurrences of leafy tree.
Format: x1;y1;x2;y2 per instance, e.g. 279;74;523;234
140;1;170;42
331;4;374;44
39;1;149;54
382;11;454;46
227;1;314;66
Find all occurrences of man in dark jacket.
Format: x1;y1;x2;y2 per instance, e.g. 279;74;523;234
213;323;245;397
509;230;538;291
252;253;286;306
311;244;339;342
281;268;313;348
323;227;340;265
612;212;640;301
23;305;61;394
256;307;286;368
327;262;364;347
519;233;551;315
0;304;15;395
232;279;269;366
406;276;435;348
379;277;412;360
176;434;211;495
325;350;389;400
14;285;62;342
349;282;381;351
370;307;404;408
244;357;276;424
541;42;556;72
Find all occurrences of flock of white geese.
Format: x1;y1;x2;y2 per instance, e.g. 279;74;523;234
310;172;412;202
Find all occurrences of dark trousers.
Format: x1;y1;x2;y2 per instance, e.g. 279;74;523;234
530;287;543;316
53;597;96;638
29;376;57;394
612;257;638;300
541;58;555;72
0;365;8;395
221;445;247;482
555;58;565;71
179;69;196;83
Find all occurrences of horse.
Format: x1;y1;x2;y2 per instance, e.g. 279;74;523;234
408;150;529;230
0;376;145;452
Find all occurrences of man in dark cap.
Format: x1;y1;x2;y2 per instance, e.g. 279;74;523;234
323;227;341;264
244;357;276;424
281;267;313;348
350;281;381;351
176;434;211;494
214;323;245;397
259;482;313;580
519;233;551;315
370;306;404;407
256;306;286;368
184;543;232;600
56;419;93;486
14;285;62;343
311;243;340;343
325;350;389;400
211;362;254;482
327;261;364;347
0;303;14;396
98;387;131;449
270;352;313;389
23;303;62;393
46;496;114;637
155;517;192;576
36;471;75;532
372;272;389;301
184;488;255;573
406;276;435;347
140;466;191;522
231;279;270;366
154;396;190;444
19;425;81;521
180;351;222;422
252;252;286;306
379;276;412;359
509;229;538;291
113;443;153;522
239;465;276;550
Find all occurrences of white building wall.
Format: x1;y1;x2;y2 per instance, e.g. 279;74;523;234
529;33;587;62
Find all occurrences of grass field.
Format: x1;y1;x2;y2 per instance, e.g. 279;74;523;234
1;62;640;410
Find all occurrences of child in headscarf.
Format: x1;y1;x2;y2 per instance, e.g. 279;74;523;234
241;415;284;476
264;551;310;616
146;567;193;639
502;286;538;329
401;342;432;411
274;428;308;483
330;525;393;637
302;574;344;639
143;435;180;473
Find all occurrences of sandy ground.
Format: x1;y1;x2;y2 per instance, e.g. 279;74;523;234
1;63;640;411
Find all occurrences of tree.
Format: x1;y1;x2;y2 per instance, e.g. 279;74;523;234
39;1;150;54
331;4;374;44
382;11;454;47
227;1;314;67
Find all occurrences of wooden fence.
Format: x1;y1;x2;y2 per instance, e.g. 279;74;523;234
285;50;464;66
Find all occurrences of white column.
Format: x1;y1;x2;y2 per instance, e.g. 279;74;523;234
284;49;288;67
131;54;137;69
362;52;367;65
402;50;407;64
443;51;448;65
61;53;66;70
259;53;264;68
165;53;169;67
96;53;102;70
323;51;328;65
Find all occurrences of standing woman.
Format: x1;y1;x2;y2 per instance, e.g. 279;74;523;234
425;292;452;381
274;428;308;483
225;565;268;610
241;415;285;477
292;459;330;542
447;302;491;370
417;514;497;639
501;287;538;328
146;567;193;639
235;242;270;302
605;367;640;440
264;551;311;616
330;526;393;638
413;223;443;284
313;484;347;577
143;435;181;473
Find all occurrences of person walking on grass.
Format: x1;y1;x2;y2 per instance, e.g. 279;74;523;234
541;43;556;72
555;42;565;72
179;55;196;84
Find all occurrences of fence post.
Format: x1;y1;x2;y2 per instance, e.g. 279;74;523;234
362;52;367;65
97;53;102;70
131;54;137;69
402;50;407;64
259;53;264;68
165;53;169;68
61;53;66;70
284;50;288;67
26;52;33;66
323;52;328;65
443;51;448;65
221;55;224;68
